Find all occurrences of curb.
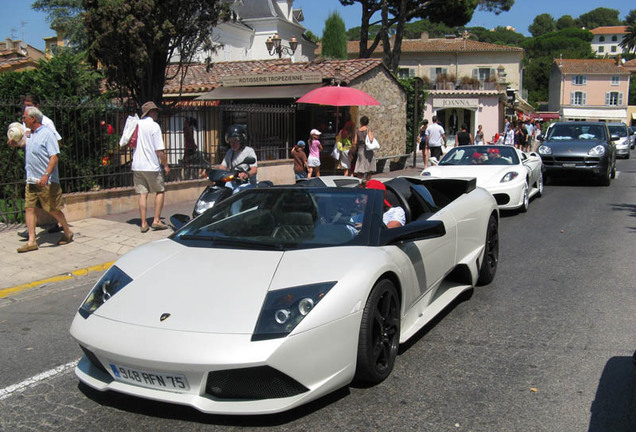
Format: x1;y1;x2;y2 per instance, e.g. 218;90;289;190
0;261;114;299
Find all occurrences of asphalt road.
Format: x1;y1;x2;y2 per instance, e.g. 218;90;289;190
2;157;636;431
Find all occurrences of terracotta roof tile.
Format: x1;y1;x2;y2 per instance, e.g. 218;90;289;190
590;26;628;35
554;58;630;75
346;37;523;54
164;58;384;95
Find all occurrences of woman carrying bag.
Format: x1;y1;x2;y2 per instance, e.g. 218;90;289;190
353;116;376;180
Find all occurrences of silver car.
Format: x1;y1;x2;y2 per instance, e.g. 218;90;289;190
607;123;630;159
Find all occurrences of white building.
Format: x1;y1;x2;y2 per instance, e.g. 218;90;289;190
590;26;634;57
194;0;317;63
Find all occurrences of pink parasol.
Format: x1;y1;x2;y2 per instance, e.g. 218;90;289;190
297;85;380;107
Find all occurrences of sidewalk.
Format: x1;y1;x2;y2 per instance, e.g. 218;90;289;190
0;164;425;298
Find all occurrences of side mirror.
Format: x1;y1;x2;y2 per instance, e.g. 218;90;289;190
379;219;445;245
537;134;544;142
243;156;256;165
170;213;191;231
610;134;620;142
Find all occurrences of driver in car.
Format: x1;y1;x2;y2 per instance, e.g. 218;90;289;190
218;124;258;193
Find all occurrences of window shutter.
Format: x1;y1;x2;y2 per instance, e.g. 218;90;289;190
582;92;586;105
570;92;574;104
618;93;623;105
572;76;576;85
490;68;496;79
582;76;587;85
472;68;478;79
430;69;436;81
606;92;610;105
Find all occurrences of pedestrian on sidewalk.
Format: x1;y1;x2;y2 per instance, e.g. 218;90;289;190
292;140;308;180
307;129;322;178
15;94;64;238
419;119;429;167
132;101;170;233
425;115;447;164
9;106;73;253
353;116;376;181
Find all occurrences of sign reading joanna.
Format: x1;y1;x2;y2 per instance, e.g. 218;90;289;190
434;98;479;108
223;72;322;87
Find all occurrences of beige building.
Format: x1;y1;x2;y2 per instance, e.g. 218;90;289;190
346;33;525;143
0;39;47;73
548;58;631;123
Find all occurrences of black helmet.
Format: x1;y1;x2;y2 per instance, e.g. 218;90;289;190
225;124;247;146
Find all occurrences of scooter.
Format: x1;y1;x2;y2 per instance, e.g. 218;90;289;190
171;157;272;229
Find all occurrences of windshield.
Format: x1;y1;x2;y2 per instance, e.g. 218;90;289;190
547;124;607;141
608;125;627;137
172;188;379;250
439;146;519;166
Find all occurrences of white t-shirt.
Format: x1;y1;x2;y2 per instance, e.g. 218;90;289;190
222;146;258;184
383;206;406;227
132;117;165;171
425;123;446;147
24;114;62;143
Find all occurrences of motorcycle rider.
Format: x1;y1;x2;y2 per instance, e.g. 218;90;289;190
218;124;258;193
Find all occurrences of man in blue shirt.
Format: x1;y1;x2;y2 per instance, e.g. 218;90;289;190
9;106;74;252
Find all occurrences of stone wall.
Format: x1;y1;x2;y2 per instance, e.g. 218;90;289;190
351;67;407;157
58;160;295;222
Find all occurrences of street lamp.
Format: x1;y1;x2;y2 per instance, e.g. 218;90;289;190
265;33;298;58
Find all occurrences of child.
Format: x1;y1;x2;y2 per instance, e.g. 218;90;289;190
307;129;323;178
291;140;308;180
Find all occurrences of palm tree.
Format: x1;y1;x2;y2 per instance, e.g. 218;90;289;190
619;23;636;53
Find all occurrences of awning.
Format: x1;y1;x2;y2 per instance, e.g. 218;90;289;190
536;112;560;120
196;83;323;101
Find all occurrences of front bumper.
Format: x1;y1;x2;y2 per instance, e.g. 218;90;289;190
484;181;525;210
540;154;609;176
71;311;361;415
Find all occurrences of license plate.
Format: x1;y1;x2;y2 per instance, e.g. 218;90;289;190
109;363;190;392
562;163;576;168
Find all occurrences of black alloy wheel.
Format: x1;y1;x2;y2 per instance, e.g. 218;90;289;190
477;215;499;285
355;279;400;384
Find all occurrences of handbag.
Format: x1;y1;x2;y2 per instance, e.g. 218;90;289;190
330;144;341;160
119;114;139;147
365;133;380;151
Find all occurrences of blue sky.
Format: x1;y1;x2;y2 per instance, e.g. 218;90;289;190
2;0;634;52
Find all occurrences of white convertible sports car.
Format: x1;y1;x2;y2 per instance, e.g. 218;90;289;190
70;177;499;415
422;145;544;212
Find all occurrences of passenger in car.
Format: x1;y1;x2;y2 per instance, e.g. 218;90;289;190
365;180;405;228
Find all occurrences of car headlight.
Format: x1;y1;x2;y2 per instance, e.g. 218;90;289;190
195;198;215;214
252;281;336;341
78;266;132;318
588;145;605;156
538;145;551;155
500;171;519;182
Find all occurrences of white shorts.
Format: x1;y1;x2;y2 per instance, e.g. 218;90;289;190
307;156;321;167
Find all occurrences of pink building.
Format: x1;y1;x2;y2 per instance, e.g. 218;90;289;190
548;58;631;123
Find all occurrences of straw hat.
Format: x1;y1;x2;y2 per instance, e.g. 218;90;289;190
7;122;25;143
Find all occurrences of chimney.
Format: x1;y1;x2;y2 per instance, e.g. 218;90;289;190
616;55;622;66
421;32;429;41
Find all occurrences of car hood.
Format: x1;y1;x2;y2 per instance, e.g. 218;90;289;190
424;165;519;187
543;140;605;155
88;239;353;334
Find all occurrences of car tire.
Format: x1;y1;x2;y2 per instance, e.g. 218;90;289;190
611;161;616;179
355;279;400;384
519;183;529;213
477;215;499;286
598;164;611;186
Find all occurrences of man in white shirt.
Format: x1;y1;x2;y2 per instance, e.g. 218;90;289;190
424;115;447;163
132;101;170;232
